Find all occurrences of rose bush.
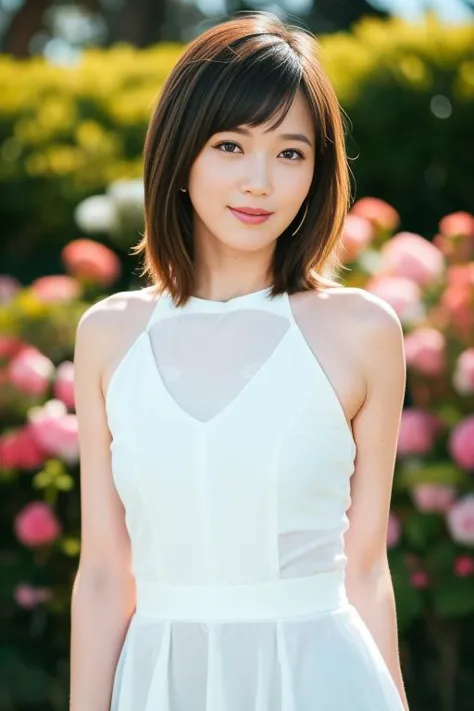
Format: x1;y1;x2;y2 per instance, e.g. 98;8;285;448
341;203;474;649
0;237;122;709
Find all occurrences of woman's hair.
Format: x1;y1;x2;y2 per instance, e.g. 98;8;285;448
134;11;352;305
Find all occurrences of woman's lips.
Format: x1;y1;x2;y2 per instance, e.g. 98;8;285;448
228;207;273;225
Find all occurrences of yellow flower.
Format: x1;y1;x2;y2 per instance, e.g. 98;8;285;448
46;146;83;176
15;290;47;318
455;60;474;99
397;54;431;89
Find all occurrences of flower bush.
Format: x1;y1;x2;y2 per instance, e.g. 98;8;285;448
341;202;474;648
0;237;122;709
2;201;474;709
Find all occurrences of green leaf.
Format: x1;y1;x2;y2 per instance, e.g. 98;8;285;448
404;512;442;549
424;541;458;575
33;471;53;489
60;537;80;557
431;577;474;618
56;474;74;491
389;556;424;631
434;404;464;427
397;460;467;488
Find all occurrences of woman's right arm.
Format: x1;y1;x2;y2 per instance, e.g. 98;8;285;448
69;302;136;711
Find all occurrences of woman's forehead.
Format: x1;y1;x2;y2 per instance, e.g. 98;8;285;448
208;91;314;139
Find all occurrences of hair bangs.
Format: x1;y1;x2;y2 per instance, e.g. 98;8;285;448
203;44;302;138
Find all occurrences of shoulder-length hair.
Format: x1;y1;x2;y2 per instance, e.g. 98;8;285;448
133;11;352;306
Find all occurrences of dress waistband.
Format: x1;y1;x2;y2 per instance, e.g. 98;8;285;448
135;570;348;622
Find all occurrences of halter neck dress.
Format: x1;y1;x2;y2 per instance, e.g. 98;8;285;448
105;286;404;711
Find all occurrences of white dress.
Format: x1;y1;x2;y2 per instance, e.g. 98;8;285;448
106;286;405;711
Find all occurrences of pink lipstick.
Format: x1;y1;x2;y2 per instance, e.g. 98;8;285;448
228;206;273;225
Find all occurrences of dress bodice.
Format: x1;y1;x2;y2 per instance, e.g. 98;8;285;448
105;286;356;588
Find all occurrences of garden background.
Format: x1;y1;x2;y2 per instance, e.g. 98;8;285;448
0;1;474;710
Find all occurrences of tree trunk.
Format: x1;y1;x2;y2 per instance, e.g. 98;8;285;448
1;0;106;57
115;0;171;46
2;0;53;57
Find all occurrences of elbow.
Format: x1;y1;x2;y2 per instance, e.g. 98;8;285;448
72;565;136;607
71;568;136;626
345;552;391;588
345;555;394;605
75;548;134;588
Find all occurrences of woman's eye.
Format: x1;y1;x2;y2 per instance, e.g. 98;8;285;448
280;149;304;161
215;141;241;153
214;143;303;160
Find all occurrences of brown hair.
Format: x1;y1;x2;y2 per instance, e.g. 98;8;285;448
134;11;351;306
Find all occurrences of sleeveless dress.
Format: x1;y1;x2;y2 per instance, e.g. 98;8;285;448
105;286;405;711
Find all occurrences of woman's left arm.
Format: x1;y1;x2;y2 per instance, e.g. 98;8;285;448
343;293;409;711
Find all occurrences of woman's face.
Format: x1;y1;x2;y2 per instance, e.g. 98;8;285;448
187;89;315;255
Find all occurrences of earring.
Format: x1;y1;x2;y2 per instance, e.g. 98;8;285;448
291;202;308;236
179;187;187;193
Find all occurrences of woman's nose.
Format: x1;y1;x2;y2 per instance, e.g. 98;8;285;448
240;155;272;195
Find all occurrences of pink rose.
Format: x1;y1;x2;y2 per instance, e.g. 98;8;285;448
0;336;25;360
14;501;62;547
410;570;429;588
410;483;456;513
28;399;79;464
447;263;474;290
7;346;54;397
0;274;21;303
439;211;474;238
387;512;401;548
436;212;474;262
380;232;445;287
404;328;446;376
53;361;75;409
30;275;81;303
366;275;424;324
453;348;474;395
14;584;53;609
449;416;474;471
453;555;474;577
0;425;47;470
397;409;436;457
441;264;474;340
350;197;400;232
340;214;375;263
446;495;474;545
61;238;121;287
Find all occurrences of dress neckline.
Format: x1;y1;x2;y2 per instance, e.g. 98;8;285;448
187;286;273;307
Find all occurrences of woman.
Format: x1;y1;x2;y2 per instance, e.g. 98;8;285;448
70;11;409;711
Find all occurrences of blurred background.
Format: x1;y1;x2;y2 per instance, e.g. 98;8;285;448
0;1;473;710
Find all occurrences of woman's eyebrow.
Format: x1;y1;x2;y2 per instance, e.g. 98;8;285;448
227;126;313;148
278;133;313;147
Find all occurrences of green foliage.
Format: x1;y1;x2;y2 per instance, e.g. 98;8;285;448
0;43;182;282
320;15;474;234
0;16;473;282
389;551;425;630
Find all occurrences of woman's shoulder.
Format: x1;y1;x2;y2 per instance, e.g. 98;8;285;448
315;285;404;374
75;287;160;399
75;287;158;367
76;286;157;338
295;285;403;370
306;285;402;332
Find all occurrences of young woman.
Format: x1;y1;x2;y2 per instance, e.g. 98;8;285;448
70;11;409;711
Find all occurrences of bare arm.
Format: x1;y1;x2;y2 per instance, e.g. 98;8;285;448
69;302;136;711
343;293;409;711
